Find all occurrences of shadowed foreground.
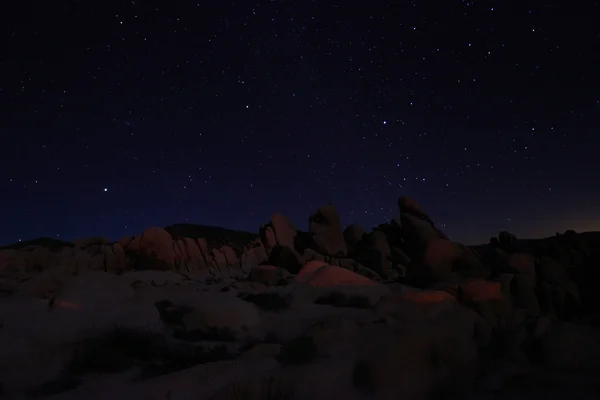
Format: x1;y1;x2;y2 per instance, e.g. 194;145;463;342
1;196;599;399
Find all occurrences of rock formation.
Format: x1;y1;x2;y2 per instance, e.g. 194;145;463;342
1;196;599;399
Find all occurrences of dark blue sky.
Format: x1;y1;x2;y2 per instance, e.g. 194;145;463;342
2;0;599;245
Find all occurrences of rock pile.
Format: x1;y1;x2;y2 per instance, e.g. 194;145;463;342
0;195;599;399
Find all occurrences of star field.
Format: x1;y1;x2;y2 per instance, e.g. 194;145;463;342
2;1;600;245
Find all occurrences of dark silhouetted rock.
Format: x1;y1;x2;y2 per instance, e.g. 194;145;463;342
343;224;365;253
358;230;391;279
260;212;303;272
308;203;347;257
498;231;517;251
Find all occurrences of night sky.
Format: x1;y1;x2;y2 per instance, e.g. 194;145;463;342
2;1;600;246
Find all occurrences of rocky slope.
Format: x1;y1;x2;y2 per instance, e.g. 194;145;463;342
0;196;599;399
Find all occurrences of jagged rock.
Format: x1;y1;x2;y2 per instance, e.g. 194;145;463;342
268;245;303;273
269;212;297;249
258;225;277;251
240;239;268;273
357;230;391;279
308;204;347;257
343;224;365;253
397;197;449;264
390;245;411;265
454;243;490;279
83;242;127;272
122;227;176;270
398;196;449;240
178;237;205;270
260;212;303;272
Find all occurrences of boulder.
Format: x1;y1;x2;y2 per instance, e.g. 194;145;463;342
357;230;392;279
343;224;365;253
308;204;347;257
181;293;261;339
296;261;378;287
269;212;297;249
260;212;303;272
507;253;536;275
375;289;459;321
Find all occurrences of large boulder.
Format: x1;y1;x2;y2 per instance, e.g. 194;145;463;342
398;196;448;242
357;230;391;279
122;227;176;270
260;212;303;272
296;261;378;287
179;293;262;340
374;289;459;321
343;224;365;253
308;204;347;257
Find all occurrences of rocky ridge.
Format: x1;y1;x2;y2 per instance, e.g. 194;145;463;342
0;196;599;399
